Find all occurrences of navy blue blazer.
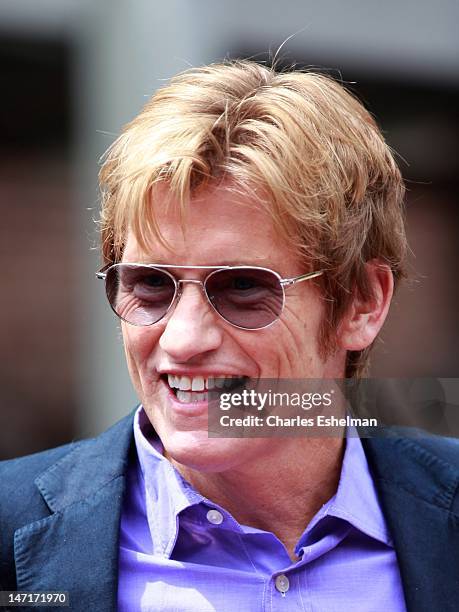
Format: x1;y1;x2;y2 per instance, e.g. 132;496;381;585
1;409;459;612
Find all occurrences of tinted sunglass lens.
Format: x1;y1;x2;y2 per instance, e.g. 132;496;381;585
106;265;175;326
206;269;284;329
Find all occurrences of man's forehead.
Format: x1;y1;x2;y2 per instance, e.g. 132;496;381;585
149;180;271;222
122;230;275;267
124;182;298;264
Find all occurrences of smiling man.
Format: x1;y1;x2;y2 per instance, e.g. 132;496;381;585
1;60;459;612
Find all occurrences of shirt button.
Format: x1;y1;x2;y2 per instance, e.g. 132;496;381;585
206;509;223;525
275;574;290;595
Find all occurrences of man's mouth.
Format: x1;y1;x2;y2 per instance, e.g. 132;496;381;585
162;374;248;403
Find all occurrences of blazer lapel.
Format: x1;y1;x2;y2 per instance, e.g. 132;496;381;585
14;410;136;612
363;434;459;612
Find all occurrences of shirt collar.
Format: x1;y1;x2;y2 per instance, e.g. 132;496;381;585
325;426;393;546
133;406;204;557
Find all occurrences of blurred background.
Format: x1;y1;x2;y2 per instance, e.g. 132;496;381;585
1;0;458;459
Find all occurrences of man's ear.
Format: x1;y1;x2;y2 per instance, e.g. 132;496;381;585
337;260;394;351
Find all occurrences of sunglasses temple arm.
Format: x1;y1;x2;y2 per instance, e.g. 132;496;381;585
280;270;324;287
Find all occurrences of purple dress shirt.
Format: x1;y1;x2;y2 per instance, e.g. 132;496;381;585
118;407;406;611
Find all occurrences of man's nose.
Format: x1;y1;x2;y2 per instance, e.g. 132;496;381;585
159;282;224;362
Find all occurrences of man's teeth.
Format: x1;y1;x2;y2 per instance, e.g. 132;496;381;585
167;374;243;392
176;390;207;403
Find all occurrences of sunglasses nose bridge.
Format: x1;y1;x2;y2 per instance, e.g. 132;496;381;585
177;278;206;288
175;278;207;301
169;278;214;321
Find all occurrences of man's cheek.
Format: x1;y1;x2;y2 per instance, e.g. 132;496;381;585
122;343;143;393
123;325;159;362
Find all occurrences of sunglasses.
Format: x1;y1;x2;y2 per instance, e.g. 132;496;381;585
96;263;324;331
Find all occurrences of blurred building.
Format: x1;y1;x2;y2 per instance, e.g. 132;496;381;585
0;0;458;458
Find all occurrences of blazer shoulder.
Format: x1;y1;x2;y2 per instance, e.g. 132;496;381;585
365;427;459;467
1;441;80;484
413;432;459;468
0;440;91;533
363;430;459;515
0;408;136;510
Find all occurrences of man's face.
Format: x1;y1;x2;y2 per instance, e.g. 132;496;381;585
121;184;346;472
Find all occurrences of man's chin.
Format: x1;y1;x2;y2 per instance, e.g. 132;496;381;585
160;432;256;474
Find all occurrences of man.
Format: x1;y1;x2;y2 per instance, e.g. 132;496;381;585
1;60;458;612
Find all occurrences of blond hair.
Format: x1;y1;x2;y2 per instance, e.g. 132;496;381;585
99;59;407;377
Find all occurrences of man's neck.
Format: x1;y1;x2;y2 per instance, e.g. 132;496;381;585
168;435;345;561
